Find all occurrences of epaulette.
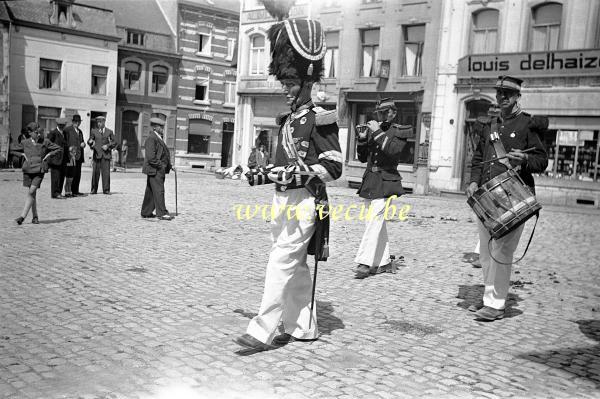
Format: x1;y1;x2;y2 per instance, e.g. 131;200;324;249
391;123;414;139
275;111;291;126
528;114;549;130
313;106;337;126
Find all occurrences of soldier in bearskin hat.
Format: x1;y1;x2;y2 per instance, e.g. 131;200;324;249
233;2;343;351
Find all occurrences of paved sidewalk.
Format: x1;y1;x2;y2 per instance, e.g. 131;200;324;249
0;170;599;399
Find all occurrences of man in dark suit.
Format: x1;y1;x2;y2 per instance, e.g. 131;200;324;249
47;117;69;198
64;114;86;196
141;118;173;221
354;98;412;278
87;115;116;194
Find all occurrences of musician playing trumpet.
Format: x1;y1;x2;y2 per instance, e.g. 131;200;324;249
466;75;548;321
354;98;413;279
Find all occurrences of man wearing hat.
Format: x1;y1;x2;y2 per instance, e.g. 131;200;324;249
87;115;116;194
354;98;413;278
141;117;173;221
47;117;69;198
233;5;342;352
466;75;548;321
63;114;86;196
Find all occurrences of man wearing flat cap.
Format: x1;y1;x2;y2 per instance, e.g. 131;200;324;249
467;75;548;321
64;114;86;196
354;98;413;279
87;115;116;194
141;117;173;221
47;117;69;198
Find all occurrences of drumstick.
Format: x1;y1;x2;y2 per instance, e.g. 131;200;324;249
477;147;536;165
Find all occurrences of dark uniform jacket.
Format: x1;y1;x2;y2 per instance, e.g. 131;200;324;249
88;127;116;160
356;122;412;199
142;131;172;176
15;138;61;174
470;112;548;193
246;103;343;262
46;128;67;166
64;125;85;163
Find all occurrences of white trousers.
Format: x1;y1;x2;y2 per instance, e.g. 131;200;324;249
247;188;318;344
354;198;391;267
477;220;524;310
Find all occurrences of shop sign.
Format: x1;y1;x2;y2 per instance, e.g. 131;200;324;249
557;130;578;146
579;130;594;141
457;49;600;78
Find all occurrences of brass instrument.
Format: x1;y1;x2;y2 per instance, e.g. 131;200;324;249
355;122;381;138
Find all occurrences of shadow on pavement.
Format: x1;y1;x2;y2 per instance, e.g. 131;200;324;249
456;284;524;319
39;218;80;224
232;301;344;335
516;320;600;388
317;300;345;335
232;301;344;355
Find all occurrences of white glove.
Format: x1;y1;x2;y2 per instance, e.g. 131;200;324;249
267;165;295;184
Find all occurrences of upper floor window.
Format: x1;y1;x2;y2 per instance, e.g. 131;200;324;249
151;65;168;94
360;29;380;77
324;31;339;78
403;24;425;77
39;58;61;90
470;9;499;54
50;1;73;26
226;38;237;61
198;32;212;55
250;34;266;75
224;81;236;104
530;2;562;51
127;30;145;46
124;61;141;91
91;65;108;95
195;77;209;103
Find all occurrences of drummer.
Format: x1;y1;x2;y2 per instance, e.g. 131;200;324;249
466;75;548;321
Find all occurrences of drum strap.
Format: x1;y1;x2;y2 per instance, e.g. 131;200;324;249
490;119;513;170
488;212;539;265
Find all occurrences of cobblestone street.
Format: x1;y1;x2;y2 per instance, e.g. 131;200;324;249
1;169;599;399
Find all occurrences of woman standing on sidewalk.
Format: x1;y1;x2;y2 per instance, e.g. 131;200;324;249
14;123;61;225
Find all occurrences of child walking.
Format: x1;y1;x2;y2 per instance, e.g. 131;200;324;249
15;123;61;225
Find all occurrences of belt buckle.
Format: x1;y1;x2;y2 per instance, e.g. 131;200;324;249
371;166;380;172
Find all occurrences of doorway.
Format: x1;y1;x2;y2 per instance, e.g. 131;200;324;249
221;122;234;167
121;110;139;162
461;99;492;190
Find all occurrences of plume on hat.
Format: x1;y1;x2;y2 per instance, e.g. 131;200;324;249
260;0;325;82
260;0;295;21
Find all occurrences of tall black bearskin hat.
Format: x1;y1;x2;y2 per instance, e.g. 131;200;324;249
261;0;326;82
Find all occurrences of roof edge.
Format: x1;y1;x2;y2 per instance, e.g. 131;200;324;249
13;19;121;42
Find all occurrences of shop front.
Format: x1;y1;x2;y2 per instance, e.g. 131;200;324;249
456;48;600;207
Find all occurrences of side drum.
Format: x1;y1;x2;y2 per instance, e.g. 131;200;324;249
467;169;541;239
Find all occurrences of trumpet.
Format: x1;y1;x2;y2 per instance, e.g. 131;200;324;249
355;121;381;138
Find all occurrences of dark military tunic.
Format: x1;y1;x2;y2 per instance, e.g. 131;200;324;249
356;122;412;199
247;103;343;195
470;112;548;192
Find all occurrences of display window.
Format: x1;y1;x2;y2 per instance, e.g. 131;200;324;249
542;130;600;182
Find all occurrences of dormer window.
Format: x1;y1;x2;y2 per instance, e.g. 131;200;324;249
50;1;73;27
127;30;145;46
